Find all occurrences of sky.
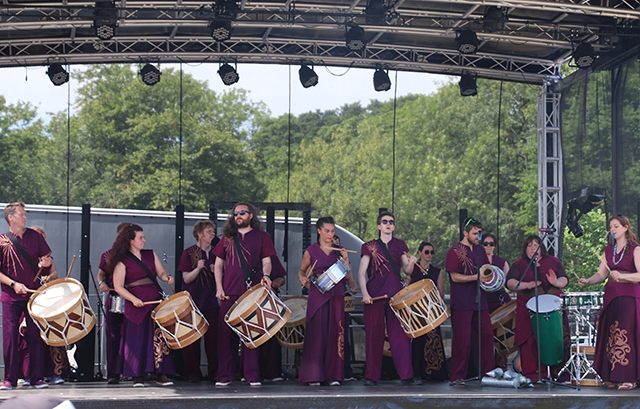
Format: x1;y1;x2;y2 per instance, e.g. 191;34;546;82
2;63;448;119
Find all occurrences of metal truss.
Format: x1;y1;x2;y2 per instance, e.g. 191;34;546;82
537;83;563;256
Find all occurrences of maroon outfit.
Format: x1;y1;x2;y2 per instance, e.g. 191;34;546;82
99;250;124;380
299;244;346;384
592;242;640;384
361;238;412;382
506;254;570;381
445;242;493;382
1;228;52;387
213;229;277;383
178;243;219;382
485;255;512;313
116;249;174;377
408;264;448;381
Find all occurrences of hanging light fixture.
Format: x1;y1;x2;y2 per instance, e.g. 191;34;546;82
299;64;319;88
572;42;596;69
209;19;233;42
373;67;391;92
346;25;366;51
483;6;507;32
46;63;69;86
456;30;479;54
365;0;386;24
459;73;477;96
218;63;239;85
93;1;118;40
139;63;161;86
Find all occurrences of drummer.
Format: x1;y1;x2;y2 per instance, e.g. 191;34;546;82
357;211;422;386
0;202;53;390
407;241;448;381
107;223;175;388
298;217;357;386
213;202;276;387
177;220;220;383
334;235;355;381
579;214;640;390
96;222;130;384
505;234;569;382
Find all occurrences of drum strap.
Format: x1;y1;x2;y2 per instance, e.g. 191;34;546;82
376;239;404;283
233;235;255;285
126;252;165;297
6;230;39;274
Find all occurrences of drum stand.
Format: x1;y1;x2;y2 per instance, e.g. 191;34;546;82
556;308;603;390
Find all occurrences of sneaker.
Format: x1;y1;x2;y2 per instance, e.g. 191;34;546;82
155;375;173;386
329;380;341;386
215;381;231;386
264;377;283;382
0;380;15;390
133;377;145;388
21;379;30;387
309;382;321;386
249;381;261;386
107;377;120;385
363;379;377;386
401;377;422;386
450;379;466;386
51;376;65;385
33;380;49;389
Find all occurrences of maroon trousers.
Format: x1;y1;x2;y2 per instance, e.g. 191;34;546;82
363;300;412;381
217;297;261;383
182;308;219;381
104;296;124;379
449;309;494;382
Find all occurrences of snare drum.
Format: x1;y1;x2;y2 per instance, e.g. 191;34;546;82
225;284;291;349
527;294;564;366
276;296;307;349
562;292;603;310
151;291;209;350
313;258;350;294
490;300;517;355
389;280;449;338
27;278;96;346
109;294;125;314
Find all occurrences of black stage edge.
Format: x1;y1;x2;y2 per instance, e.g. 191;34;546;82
0;380;634;409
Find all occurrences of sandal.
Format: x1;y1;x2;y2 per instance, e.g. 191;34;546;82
617;382;636;390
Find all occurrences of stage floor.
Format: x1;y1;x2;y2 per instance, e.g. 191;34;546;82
0;379;635;409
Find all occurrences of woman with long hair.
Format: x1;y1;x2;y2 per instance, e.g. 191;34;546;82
108;224;175;388
580;214;640;390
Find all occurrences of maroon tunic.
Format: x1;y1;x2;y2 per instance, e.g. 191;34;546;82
485;255;511;313
592;242;640;383
299;243;346;384
1;228;52;301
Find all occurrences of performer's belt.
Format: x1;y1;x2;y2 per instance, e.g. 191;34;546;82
125;278;153;288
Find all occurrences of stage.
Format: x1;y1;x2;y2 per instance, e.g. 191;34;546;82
0;379;633;409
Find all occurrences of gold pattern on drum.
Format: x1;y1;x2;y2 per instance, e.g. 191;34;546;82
153;326;171;370
365;242;391;276
423;331;444;375
607;321;631;370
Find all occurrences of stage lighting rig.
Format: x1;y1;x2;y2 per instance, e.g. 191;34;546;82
572;42;596;69
47;63;69;86
299;64;319;88
565;187;606;238
139;63;161;86
373;67;391;92
218;63;239;85
483;6;507;32
93;1;118;40
459;72;477;96
456;30;479;54
209;19;232;42
346;25;366;51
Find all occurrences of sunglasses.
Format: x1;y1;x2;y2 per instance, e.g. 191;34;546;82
380;219;395;225
423;250;435;255
482;242;495;247
233;209;249;217
464;217;481;229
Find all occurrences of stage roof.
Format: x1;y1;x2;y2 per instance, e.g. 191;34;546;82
1;0;639;84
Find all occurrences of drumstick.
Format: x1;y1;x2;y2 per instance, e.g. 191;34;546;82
25;288;44;294
371;295;388;302
32;267;44;283
65;255;77;279
322;246;357;254
142;300;162;305
301;259;317;289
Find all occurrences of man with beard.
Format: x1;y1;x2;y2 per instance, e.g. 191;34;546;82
445;217;493;385
213;202;276;387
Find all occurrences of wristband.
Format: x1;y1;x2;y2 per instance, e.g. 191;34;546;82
98;280;104;286
10;281;15;288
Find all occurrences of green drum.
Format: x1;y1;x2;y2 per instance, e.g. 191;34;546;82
526;294;563;366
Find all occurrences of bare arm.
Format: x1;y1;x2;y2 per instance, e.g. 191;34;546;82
182;259;205;285
358;255;372;304
261;256;272;287
214;257;226;300
437;270;445;298
113;262;144;308
297;251;312;288
153;252;173;285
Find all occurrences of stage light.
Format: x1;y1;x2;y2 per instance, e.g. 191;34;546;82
456;30;479;54
459;73;477;96
93;1;118;40
373;68;391;92
139;63;161;86
365;0;386;24
46;63;69;86
346;25;366;51
565;187;606;238
567;201;584;238
218;63;239;85
299;64;318;88
214;0;240;20
209;19;232;42
483;6;507;32
573;42;595;69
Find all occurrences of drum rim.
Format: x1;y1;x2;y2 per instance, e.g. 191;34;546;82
27;277;85;320
389;279;434;307
490;299;517;324
152;291;192;321
225;284;269;324
525;293;562;313
282;296;307;326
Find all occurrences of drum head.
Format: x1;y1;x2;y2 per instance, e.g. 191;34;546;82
390;279;434;306
154;292;191;317
30;280;83;319
227;285;266;321
283;297;307;324
490;300;517;324
526;294;562;313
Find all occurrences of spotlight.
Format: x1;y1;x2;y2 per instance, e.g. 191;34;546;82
93;1;118;40
459;73;477;96
365;0;386;24
209;19;232;42
139;63;161;86
456;30;479;54
346;25;366;51
565;187;606;238
373;68;391;92
299;64;318;88
218;63;239;86
46;63;69;86
567;201;584;238
573;42;595;69
483;6;507;32
214;0;240;20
